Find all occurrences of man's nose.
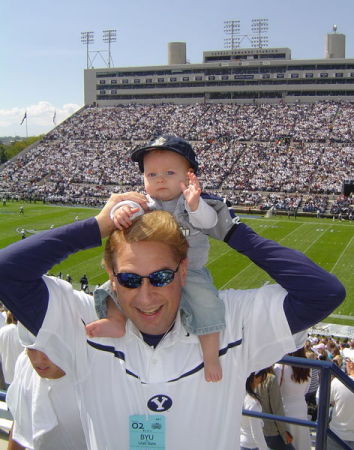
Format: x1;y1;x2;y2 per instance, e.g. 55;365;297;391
135;279;155;303
31;350;47;364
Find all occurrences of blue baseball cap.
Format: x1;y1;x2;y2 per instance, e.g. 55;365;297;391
131;135;199;173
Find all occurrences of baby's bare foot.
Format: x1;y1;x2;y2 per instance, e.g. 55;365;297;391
204;361;223;382
86;318;125;338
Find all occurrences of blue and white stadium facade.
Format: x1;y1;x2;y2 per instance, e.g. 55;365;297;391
84;31;354;106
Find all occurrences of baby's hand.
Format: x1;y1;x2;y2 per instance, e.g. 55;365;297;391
181;172;201;212
112;205;141;230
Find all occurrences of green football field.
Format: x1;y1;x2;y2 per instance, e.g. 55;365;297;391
0;201;353;326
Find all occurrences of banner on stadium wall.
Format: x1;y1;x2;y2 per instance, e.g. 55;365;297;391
309;322;354;339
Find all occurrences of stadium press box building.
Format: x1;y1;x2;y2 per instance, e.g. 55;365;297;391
84;30;354;106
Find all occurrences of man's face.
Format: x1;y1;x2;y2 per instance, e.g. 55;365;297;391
110;240;187;335
346;360;354;375
143;150;190;201
26;349;66;379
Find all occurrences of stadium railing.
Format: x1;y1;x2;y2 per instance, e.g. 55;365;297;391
0;390;12;435
243;355;354;450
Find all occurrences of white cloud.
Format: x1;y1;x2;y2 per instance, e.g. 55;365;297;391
0;101;82;137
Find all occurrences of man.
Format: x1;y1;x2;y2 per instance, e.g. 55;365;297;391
7;325;88;450
0;191;345;450
0;311;23;386
256;369;295;449
0;307;6;390
327;357;354;449
66;274;73;284
343;339;354;364
80;274;89;292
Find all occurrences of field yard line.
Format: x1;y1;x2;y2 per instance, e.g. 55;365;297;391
219;222;308;289
219;263;254;290
278;222;307;242
255;218;354;227
219;223;328;290
207;248;233;265
330;314;354;321
56;255;101;272
301;226;331;254
89;272;107;283
208;222;306;267
330;235;354;273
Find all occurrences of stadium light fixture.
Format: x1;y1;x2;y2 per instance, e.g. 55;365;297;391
102;29;117;68
224;20;240;50
251;18;269;49
81;31;94;69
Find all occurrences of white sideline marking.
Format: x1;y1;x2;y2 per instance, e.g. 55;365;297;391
330;236;354;274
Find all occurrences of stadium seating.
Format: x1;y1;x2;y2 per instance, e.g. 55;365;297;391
0;101;353;216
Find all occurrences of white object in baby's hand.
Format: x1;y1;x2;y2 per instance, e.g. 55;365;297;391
109;195;156;221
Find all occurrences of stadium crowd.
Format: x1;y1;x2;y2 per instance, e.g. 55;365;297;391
0;101;353;214
0;99;353;447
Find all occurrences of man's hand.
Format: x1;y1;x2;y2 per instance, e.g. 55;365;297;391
284;431;293;444
95;192;147;238
181;172;201;212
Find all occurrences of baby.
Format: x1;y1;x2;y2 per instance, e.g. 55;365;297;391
87;135;228;382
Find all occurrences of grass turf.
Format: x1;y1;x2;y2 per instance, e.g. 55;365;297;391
1;201;353;326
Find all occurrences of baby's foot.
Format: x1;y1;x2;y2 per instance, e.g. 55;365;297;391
86;318;125;338
204;361;223;382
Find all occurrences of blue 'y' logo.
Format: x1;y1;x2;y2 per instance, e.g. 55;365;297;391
147;395;173;412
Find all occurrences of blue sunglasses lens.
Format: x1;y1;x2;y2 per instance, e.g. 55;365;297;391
116;273;142;289
116;269;175;289
149;269;175;287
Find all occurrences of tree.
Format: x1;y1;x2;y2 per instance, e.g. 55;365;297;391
0;145;7;164
3;135;44;161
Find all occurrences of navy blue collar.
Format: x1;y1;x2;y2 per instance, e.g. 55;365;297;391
141;332;165;348
141;322;176;348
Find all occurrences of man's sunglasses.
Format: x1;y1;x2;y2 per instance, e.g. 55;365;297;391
113;261;181;289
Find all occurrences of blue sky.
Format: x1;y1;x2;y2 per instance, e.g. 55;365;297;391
1;0;353;137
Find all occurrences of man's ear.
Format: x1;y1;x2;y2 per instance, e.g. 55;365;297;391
107;270;118;291
179;258;189;287
111;276;118;290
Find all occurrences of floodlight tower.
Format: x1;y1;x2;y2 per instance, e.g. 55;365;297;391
103;29;117;68
251;18;269;49
81;31;94;69
224;20;241;50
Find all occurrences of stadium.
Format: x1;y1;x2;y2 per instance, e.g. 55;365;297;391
0;26;353;450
